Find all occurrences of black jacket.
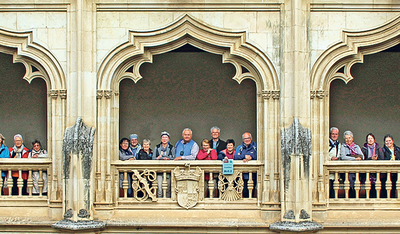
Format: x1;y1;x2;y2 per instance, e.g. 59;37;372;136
381;144;400;160
209;139;226;153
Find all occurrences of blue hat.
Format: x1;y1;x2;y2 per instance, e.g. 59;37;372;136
130;134;138;140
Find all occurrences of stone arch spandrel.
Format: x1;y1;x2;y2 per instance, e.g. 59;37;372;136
311;15;400;91
97;14;279;92
0;27;66;90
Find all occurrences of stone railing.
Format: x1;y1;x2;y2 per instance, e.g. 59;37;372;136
112;160;262;207
325;161;400;200
0;158;52;198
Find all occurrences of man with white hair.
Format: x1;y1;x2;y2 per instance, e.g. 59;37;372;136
174;128;199;160
209;126;226;154
329;127;341;161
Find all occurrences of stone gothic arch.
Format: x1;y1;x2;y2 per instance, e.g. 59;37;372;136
0;27;67;202
309;15;400;203
95;14;281;204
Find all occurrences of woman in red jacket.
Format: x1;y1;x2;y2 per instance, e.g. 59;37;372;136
9;134;29;195
197;139;218;197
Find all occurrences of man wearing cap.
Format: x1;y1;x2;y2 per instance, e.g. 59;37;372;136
129;134;141;159
174;128;199;160
209;126;226;154
153;131;175;198
9;134;29;195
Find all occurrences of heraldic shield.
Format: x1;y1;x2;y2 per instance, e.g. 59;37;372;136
173;164;202;209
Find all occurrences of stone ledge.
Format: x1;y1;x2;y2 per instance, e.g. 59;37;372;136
269;221;323;232
51;219;105;231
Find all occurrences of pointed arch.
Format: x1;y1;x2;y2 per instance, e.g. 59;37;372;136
0;27;67;203
0;28;66;89
97;14;278;92
311;15;400;91
309;15;400;203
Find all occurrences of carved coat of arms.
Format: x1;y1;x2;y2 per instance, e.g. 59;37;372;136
173;165;202;209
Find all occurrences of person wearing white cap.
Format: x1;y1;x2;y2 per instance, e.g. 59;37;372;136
129;134;141;159
9;134;29;195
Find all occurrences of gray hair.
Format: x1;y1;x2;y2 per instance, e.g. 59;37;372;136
143;139;151;145
343;130;354;139
242;132;252;139
210;126;220;133
330;127;339;133
182;128;192;135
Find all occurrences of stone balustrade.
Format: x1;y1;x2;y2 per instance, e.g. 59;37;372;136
112;160;262;207
325;161;400;200
0;158;52;198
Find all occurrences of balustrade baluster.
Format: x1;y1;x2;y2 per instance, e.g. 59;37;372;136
365;172;371;199
122;170;128;198
208;172;214;198
333;172;339;199
17;170;23;196
132;173;138;199
354;172;360;199
38;170;44;196
344;172;350;199
248;171;254;199
7;170;12;196
376;172;381;199
397;172;400;200
386;172;392;199
162;171;167;198
0;170;2;197
27;169;33;196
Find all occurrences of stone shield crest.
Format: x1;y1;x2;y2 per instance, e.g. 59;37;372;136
173;165;202;209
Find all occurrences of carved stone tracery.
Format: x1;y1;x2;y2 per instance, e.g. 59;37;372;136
218;171;244;201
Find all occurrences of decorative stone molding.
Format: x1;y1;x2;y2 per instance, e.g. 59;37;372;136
261;90;280;100
272;90;280;100
96;90;103;99
59;89;67;99
104;90;112;99
48;90;59;99
311;15;400;90
218;171;244;201
310;90;326;99
97;14;278;92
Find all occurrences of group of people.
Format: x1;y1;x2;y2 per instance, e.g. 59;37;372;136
0;133;48;195
329;127;400;198
329;127;400;161
118;127;257;198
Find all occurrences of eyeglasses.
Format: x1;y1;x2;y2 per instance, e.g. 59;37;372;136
243;137;251;140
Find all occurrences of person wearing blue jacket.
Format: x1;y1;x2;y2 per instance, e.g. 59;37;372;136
0;133;10;195
234;132;257;198
234;132;257;162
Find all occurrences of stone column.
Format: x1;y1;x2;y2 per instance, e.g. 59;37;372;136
270;0;323;232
